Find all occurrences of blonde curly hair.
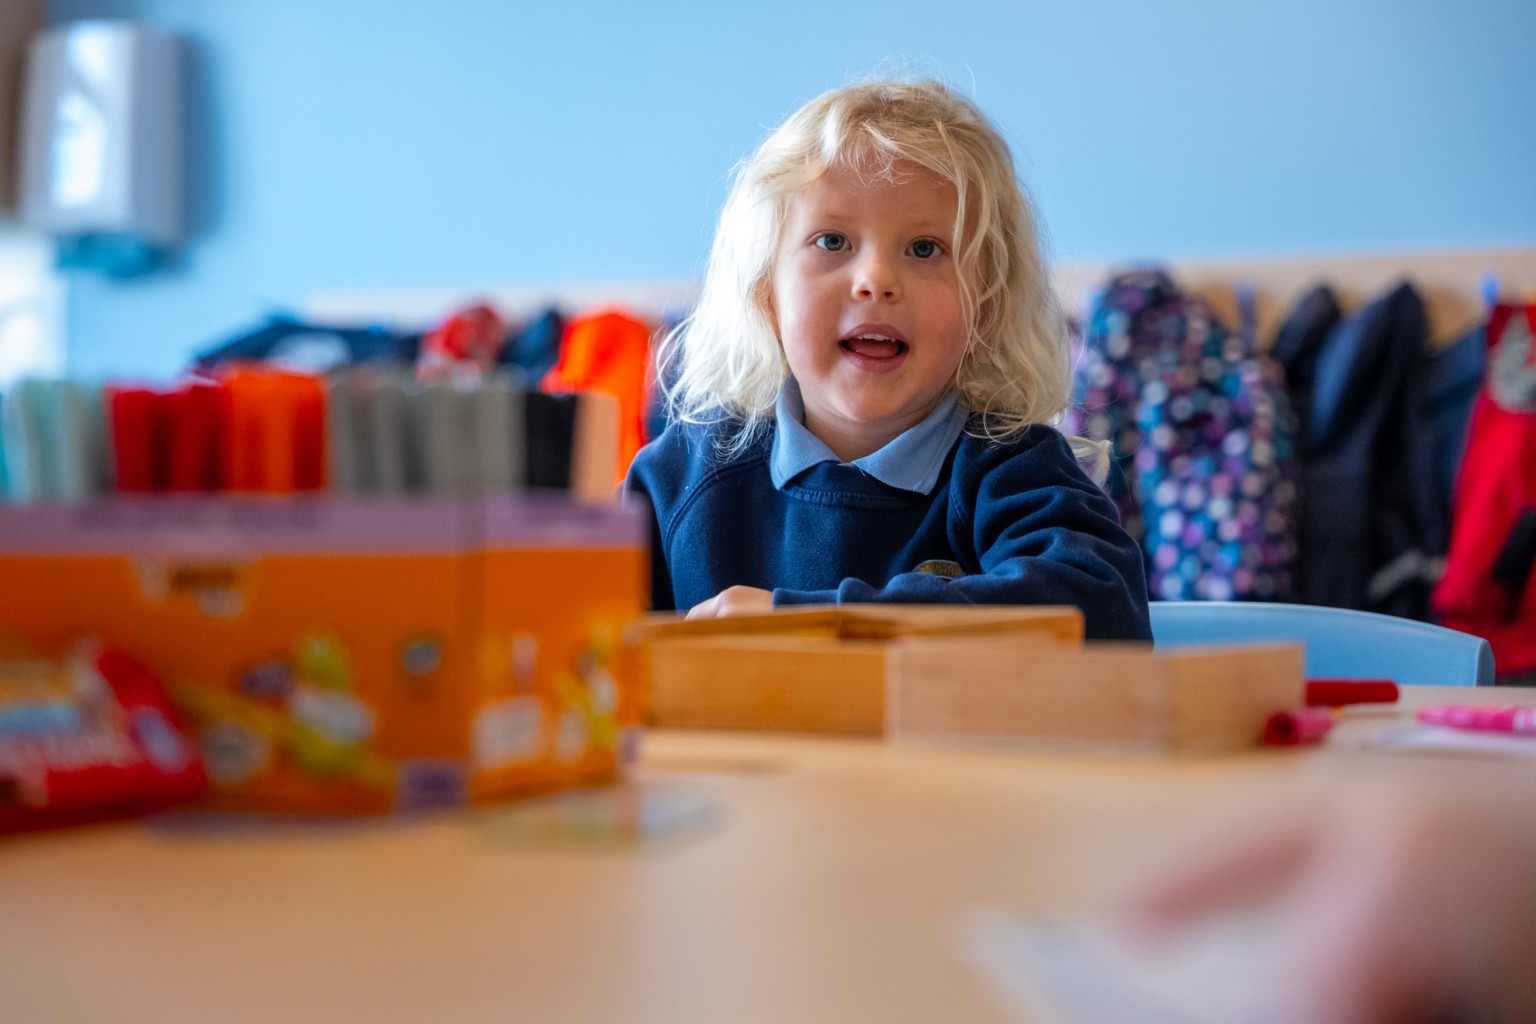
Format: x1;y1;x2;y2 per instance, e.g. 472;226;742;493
658;77;1072;456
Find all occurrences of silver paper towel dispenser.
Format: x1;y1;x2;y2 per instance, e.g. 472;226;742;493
16;20;182;274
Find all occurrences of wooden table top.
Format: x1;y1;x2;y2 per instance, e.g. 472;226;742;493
2;685;1530;1024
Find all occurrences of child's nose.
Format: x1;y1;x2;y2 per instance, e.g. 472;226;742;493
851;252;900;301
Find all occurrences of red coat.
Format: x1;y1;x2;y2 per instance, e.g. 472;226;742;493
1434;303;1536;678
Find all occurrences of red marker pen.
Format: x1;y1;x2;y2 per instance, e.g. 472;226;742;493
1414;705;1536;736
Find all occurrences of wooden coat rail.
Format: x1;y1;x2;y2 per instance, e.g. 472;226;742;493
306;248;1536;351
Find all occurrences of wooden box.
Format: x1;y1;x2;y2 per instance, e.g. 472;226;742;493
637;606;1305;753
638;604;1086;644
891;637;1304;753
638;605;1083;735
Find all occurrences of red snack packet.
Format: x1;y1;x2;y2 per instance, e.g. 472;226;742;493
0;643;208;834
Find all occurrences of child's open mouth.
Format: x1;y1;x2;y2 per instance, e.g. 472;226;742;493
839;333;908;360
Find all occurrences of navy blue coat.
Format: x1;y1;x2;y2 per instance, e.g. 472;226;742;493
1276;281;1440;617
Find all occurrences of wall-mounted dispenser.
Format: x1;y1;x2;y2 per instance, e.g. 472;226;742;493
15;20;183;276
0;0;45;211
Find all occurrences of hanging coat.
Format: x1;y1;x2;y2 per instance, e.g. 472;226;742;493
541;310;652;482
1434;303;1536;678
1280;281;1441;618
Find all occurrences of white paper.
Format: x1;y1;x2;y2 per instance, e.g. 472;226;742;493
957;909;1304;1024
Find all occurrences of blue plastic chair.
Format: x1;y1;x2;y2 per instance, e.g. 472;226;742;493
1148;601;1495;687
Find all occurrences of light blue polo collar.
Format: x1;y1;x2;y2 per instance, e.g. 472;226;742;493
769;378;966;494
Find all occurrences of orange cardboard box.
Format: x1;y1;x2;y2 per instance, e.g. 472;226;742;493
0;495;647;814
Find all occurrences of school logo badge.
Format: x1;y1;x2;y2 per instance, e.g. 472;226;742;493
912;559;965;579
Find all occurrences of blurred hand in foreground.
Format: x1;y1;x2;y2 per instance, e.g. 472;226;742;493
1131;762;1536;1024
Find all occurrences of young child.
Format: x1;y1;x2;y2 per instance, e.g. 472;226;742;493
626;78;1151;640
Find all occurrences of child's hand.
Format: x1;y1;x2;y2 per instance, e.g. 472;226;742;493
685;586;773;620
1129;764;1536;1024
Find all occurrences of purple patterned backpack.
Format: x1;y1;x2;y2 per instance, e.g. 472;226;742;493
1064;269;1300;601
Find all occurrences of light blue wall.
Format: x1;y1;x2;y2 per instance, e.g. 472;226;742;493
47;0;1536;379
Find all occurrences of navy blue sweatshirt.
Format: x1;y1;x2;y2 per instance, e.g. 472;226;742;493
625;417;1151;641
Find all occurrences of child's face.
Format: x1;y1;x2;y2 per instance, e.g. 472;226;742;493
770;160;966;460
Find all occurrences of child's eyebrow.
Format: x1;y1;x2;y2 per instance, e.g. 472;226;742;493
794;209;954;238
893;220;956;241
904;219;955;236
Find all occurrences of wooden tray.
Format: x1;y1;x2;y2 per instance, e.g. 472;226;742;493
636;606;1303;753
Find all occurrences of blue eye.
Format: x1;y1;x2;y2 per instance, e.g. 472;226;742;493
910;239;940;259
815;233;848;252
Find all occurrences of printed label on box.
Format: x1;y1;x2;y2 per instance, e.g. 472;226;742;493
473;696;543;769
